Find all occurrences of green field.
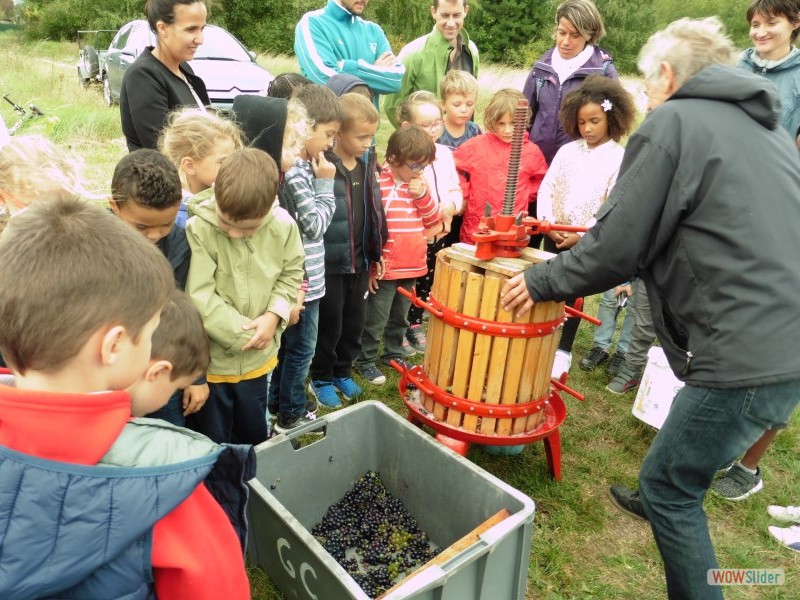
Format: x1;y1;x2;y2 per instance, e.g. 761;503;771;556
1;32;797;600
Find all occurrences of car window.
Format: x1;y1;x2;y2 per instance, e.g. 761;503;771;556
193;26;251;62
111;24;133;50
126;23;151;53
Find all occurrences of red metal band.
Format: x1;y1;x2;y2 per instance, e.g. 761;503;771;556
404;365;550;419
398;286;565;339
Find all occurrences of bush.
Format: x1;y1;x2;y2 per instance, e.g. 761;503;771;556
22;0;140;40
468;0;553;67
17;0;760;69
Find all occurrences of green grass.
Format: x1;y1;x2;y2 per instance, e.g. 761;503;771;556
2;32;797;600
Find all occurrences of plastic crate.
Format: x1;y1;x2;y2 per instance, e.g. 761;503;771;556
247;401;535;600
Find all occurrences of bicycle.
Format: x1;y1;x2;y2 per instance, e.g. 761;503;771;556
3;94;46;135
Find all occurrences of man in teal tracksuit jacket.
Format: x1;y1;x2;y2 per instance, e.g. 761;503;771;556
294;0;404;111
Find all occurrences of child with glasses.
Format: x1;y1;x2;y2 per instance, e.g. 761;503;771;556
395;90;463;354
355;126;442;385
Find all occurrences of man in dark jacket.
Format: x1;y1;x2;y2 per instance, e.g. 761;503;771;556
501;17;800;600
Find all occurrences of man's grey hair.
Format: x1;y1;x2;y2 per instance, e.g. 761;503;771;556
638;17;737;86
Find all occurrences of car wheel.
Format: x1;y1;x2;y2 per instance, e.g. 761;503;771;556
82;46;100;79
103;75;113;107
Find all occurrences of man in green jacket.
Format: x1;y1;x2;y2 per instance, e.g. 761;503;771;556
385;0;479;127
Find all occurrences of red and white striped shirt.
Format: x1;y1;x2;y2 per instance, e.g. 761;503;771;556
378;165;441;280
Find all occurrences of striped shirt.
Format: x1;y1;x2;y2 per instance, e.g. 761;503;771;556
379;165;441;280
280;160;336;302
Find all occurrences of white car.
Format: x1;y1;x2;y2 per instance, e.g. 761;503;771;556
103;20;273;109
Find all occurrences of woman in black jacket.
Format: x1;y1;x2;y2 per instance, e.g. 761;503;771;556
121;0;211;151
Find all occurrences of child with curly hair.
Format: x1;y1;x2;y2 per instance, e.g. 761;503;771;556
536;74;638;378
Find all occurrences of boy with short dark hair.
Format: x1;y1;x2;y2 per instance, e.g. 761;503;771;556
186;148;305;444
308;93;387;408
270;84;342;432
356;126;441;385
111;148;209;424
0;198;249;599
110;149;187;285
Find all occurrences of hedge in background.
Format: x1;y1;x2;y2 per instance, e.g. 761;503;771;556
20;0;755;74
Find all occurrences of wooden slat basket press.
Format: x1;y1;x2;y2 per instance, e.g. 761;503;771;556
398;243;570;467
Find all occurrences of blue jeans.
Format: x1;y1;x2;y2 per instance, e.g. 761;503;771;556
638;379;799;599
593;287;635;353
188;374;270;444
268;300;320;420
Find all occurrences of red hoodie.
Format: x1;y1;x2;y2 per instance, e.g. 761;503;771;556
453;132;548;244
0;383;250;599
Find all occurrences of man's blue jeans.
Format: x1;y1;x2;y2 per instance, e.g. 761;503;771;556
268;300;320;420
639;379;799;599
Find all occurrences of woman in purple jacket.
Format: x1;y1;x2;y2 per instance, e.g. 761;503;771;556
522;0;618;165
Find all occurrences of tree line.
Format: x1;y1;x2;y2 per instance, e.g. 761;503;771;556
18;0;752;73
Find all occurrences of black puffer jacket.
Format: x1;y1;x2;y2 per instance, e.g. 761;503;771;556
323;149;386;274
524;64;800;388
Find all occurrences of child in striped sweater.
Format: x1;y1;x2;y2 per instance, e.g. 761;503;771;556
269;85;344;432
355;126;442;385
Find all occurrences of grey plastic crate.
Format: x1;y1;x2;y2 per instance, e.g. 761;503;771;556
247;401;535;600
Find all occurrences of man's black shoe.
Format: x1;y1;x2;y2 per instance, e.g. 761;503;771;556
609;485;649;521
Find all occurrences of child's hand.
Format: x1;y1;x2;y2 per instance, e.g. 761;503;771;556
614;283;633;298
555;233;580;249
241;312;280;351
289;303;305;326
375;257;386;279
544;220;566;245
312;151;336;179
182;383;209;416
408;175;427;199
440;203;456;235
368;272;380;294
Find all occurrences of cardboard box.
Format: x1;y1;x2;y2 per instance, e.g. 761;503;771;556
632;346;685;429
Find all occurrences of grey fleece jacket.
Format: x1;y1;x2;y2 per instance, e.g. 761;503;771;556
523;64;800;388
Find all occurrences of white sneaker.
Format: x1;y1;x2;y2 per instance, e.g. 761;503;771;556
768;505;800;523
551;350;572;379
767;524;800;553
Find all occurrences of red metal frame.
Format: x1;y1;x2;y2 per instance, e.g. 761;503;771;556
394;363;570;480
473;214;588;261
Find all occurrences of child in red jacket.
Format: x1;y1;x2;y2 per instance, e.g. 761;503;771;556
355;126;441;385
454;89;548;244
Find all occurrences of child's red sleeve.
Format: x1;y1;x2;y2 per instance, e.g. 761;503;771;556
526;143;549;202
151;484;250;600
413;188;441;230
